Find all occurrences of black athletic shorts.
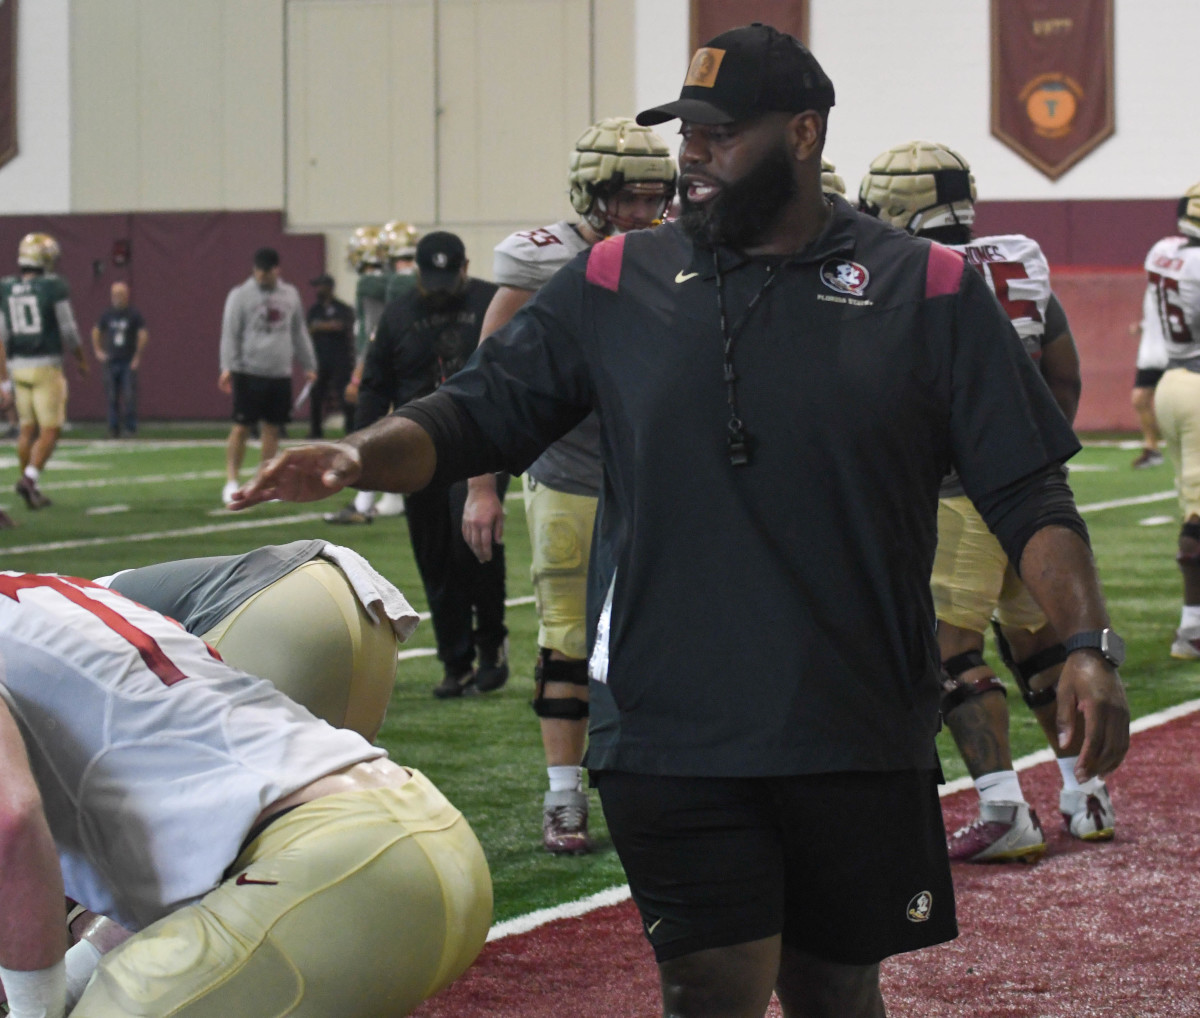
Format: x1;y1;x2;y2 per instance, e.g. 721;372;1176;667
231;372;292;426
595;769;957;965
1134;367;1165;390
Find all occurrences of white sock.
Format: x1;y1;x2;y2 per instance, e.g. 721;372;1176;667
974;769;1025;804
548;765;582;793
24;465;39;482
1181;605;1200;630
1057;756;1080;791
354;490;378;513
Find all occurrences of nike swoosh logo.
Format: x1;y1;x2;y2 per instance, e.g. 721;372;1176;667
236;874;279;886
646;917;664;935
675;271;699;284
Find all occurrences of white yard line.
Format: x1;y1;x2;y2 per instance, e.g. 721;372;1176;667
1077;490;1175;513
2;514;327;554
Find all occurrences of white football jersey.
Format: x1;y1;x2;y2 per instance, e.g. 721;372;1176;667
0;573;383;931
1143;235;1200;362
950;234;1052;359
493;220;590;291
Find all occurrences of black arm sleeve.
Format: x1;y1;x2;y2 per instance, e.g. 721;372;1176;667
974;463;1089;572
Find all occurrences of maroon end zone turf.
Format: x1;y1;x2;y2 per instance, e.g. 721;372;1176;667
412;711;1200;1018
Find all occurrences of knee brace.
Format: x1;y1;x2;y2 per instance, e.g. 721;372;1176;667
991;622;1064;709
531;649;589;721
1178;519;1200;563
940;649;1006;716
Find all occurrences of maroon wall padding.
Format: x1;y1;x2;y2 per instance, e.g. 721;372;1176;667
974;198;1176;268
1050;266;1145;433
0;211;325;421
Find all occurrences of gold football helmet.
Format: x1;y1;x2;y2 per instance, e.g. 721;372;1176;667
568;117;677;234
346;226;386;272
17;232;61;271
821;159;846;197
380;221;421;262
857;141;977;235
1178;182;1200;240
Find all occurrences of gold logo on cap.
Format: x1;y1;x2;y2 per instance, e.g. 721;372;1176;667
684;48;725;88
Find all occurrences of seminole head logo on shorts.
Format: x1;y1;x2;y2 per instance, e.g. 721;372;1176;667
906;891;933;923
820;258;870;297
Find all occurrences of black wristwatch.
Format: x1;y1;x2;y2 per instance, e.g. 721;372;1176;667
1062;628;1125;668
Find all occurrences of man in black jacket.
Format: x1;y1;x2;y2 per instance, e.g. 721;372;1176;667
357;231;509;699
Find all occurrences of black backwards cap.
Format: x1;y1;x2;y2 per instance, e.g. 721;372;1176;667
636;23;835;127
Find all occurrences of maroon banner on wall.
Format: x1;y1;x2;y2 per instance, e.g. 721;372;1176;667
0;0;16;169
690;0;808;52
990;0;1114;181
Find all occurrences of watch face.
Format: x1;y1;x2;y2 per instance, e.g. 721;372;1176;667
1104;629;1126;666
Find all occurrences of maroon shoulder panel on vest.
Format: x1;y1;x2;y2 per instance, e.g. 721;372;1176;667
925;243;965;299
585;234;626;292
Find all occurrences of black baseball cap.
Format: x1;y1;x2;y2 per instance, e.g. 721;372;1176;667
416;231;467;290
310;272;335;288
636;23;835;127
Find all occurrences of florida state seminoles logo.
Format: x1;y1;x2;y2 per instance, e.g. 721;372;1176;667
907;891;933;923
820;258;870;296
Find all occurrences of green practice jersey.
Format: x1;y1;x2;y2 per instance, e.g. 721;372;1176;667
1;273;73;358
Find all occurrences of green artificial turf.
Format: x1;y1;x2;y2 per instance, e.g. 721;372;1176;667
2;429;1195;922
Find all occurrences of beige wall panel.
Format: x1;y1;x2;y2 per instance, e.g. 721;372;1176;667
220;0;286;209
70;0;141;210
592;0;636;124
437;0;591;226
286;0;436;228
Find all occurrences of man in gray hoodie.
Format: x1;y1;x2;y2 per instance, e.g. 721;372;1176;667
218;247;317;505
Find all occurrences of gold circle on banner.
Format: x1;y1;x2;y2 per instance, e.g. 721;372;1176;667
1026;82;1077;137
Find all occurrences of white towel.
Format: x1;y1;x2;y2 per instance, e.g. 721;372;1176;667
319;542;420;641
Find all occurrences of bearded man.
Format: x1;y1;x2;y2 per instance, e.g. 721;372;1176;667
233;24;1130;1018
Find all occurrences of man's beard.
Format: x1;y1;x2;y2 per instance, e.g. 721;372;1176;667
678;143;798;250
419;286;466;312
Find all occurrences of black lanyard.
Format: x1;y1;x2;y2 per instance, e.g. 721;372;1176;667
714;253;784;466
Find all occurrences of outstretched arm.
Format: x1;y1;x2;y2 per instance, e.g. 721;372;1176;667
230;413;437;508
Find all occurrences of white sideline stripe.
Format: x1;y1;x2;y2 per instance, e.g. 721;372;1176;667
47;470;227;490
2;514;326;554
939;697;1200;796
397;596;539;659
489;698;1200;942
487;885;633;942
1077;490;1175;513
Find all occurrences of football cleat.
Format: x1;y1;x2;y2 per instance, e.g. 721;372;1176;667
0;509;15;529
947;800;1046;863
858;140;976;235
569;117;676;234
374;492;406;517
432;665;476;700
543;788;590;855
1131;447;1164;469
323;504;376;525
16;476;51;509
1060;785;1115;841
1170;629;1200;659
17;232;61;271
474;637;509;693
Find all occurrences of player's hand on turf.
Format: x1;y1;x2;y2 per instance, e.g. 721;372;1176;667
462;477;505;562
229;443;363;509
1056;652;1130;780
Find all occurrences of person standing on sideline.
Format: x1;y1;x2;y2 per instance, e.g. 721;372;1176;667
91;281;149;438
1130;224;1174;469
1142;182;1200;659
358;231;508;699
462;116;676;854
305;273;355;439
218;247;317;506
233;25;1129;1016
0;232;88;511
